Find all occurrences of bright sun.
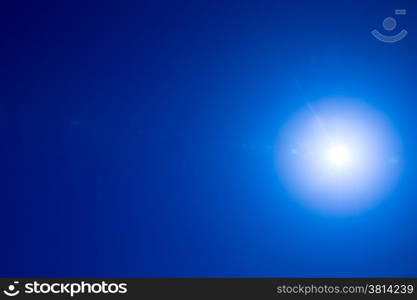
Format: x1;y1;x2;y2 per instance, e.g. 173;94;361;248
327;144;351;167
278;98;402;215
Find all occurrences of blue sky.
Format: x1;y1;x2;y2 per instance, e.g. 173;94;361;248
2;0;417;277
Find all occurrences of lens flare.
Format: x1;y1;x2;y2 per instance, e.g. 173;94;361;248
327;144;351;168
276;98;402;215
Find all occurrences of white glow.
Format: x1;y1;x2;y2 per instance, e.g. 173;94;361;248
276;98;402;215
327;144;351;168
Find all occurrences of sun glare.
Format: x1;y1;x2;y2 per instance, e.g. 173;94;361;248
277;98;402;215
327;144;351;168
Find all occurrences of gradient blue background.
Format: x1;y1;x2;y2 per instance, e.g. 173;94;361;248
2;0;417;277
